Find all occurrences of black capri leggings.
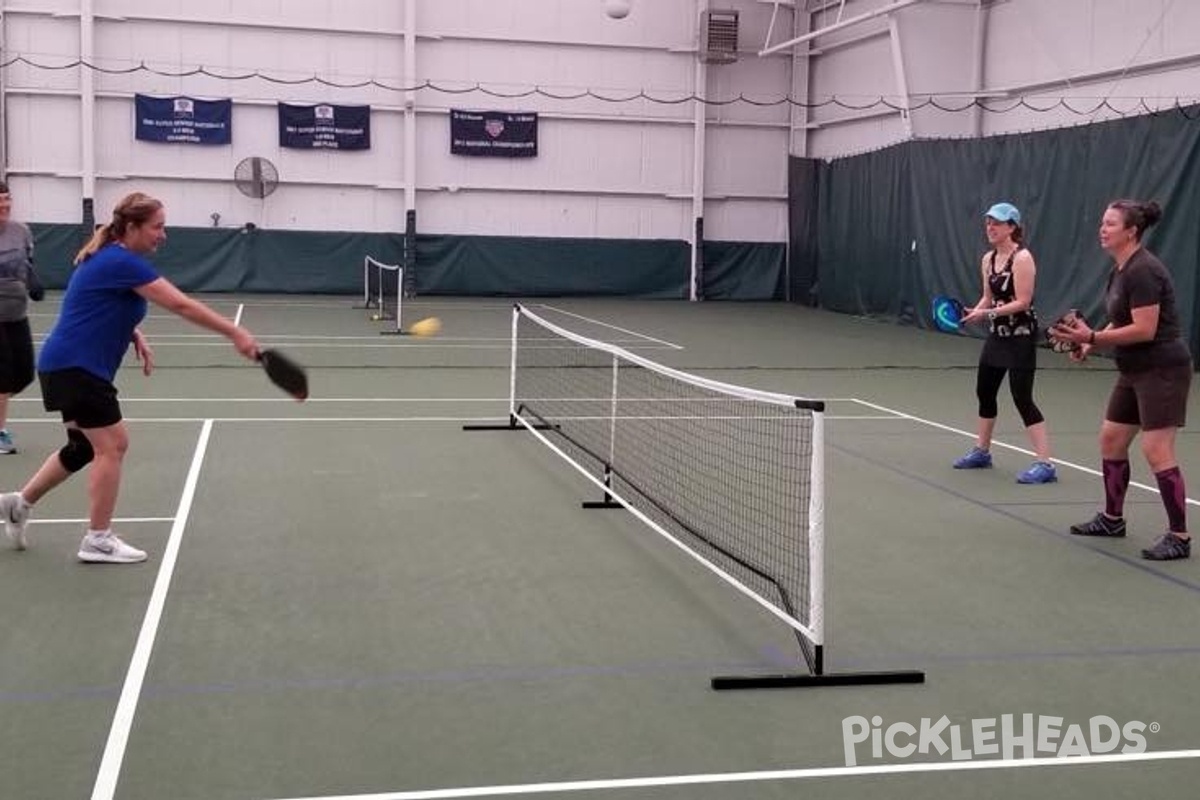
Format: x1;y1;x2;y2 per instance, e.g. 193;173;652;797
976;364;1044;427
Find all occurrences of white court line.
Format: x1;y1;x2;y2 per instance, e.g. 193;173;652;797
7;396;865;404
89;420;213;800
234;303;245;326
852;397;1200;507
4;416;513;424
536;304;685;350
25;342;676;351
9;417;881;424
63;334;520;342
8;397;514;403
33;300;513;312
216;299;516;310
265;749;1200;800
29;517;174;525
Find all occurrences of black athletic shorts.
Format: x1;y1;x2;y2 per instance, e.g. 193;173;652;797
0;318;35;394
39;368;123;429
1105;362;1193;431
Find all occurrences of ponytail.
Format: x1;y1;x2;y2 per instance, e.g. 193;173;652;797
73;192;164;265
74;223;117;265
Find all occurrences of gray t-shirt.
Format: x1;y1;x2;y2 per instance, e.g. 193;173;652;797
0;221;35;322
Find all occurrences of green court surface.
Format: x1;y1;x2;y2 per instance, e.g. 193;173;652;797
2;295;1198;800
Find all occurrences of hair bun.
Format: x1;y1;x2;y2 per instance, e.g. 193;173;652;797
1143;201;1163;228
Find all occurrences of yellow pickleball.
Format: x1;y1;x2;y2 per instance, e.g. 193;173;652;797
408;316;442;337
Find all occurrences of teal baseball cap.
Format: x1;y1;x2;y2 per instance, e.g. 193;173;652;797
985;202;1021;224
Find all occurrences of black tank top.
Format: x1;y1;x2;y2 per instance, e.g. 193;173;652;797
987;247;1035;337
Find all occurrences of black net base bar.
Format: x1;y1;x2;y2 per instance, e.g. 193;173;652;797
711;669;927;690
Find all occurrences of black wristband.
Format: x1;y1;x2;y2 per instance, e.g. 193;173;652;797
1089;330;1097;345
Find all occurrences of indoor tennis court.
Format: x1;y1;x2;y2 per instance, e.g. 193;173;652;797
5;1;1200;798
2;295;1198;800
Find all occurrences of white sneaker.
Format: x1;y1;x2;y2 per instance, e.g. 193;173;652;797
0;491;30;550
78;532;147;564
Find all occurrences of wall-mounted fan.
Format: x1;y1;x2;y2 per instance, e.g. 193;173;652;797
233;156;279;199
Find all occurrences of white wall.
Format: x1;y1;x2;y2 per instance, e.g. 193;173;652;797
7;1;1196;233
0;0;795;242
799;0;1200;159
978;0;1200;136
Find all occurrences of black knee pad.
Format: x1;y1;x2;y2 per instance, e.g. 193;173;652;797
58;429;95;473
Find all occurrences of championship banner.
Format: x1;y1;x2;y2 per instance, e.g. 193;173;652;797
135;95;232;145
451;110;538;157
278;103;371;150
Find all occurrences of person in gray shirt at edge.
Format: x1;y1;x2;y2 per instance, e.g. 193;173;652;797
0;181;45;453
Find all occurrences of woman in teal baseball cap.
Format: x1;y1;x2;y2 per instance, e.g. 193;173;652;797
954;202;1057;484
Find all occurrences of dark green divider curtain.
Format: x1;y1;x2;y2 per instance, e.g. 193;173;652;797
27;224;785;301
31;227;690;298
414;235;689;297
28;223;86;288
240;231;405;293
701;241;786;300
795;106;1200;360
788;158;820;305
29;226;406;294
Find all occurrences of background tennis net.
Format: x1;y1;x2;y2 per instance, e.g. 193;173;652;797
508;303;827;675
355;255;404;334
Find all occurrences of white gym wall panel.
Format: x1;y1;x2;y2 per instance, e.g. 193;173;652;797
3;0;796;245
800;0;1200;158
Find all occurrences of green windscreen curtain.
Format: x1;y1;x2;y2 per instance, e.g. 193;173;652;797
788;157;820;305
795;106;1200;358
28;227;405;294
413;235;689;297
29;228;692;298
28;223;85;288
30;222;781;300
702;241;786;300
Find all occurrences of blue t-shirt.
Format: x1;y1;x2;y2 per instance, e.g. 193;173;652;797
38;243;160;382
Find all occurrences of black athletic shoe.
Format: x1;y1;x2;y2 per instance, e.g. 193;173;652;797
1141;533;1191;561
1069;512;1127;538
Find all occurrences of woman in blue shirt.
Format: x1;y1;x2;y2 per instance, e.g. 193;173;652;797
0;192;260;563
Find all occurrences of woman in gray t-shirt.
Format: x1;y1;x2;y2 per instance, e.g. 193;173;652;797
0;182;44;454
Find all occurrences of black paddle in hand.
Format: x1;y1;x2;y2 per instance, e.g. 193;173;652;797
258;348;308;401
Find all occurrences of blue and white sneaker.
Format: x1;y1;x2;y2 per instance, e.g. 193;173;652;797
1017;461;1058;484
953;446;992;469
0;430;15;454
